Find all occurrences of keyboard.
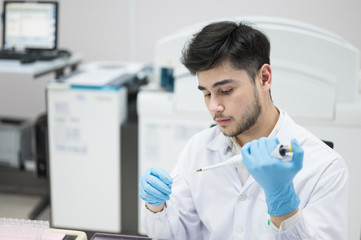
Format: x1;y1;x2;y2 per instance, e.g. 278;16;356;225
0;50;25;60
0;50;60;61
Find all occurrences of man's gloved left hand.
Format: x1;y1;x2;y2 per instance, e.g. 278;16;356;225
241;137;304;216
139;168;173;206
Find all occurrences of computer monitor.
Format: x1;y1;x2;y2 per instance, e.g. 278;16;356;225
2;1;58;51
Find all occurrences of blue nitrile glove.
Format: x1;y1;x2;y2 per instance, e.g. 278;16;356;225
139;168;173;206
241;137;304;216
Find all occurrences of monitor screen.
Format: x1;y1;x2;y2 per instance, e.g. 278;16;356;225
2;1;58;51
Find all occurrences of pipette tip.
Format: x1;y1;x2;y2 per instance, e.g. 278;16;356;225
195;169;202;172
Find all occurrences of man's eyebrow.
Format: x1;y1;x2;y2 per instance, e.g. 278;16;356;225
198;79;234;91
198;85;206;91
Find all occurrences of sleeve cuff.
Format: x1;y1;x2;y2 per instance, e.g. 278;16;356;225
269;210;301;232
144;202;168;219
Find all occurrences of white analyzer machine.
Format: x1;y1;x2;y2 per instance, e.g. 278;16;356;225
48;61;144;233
137;17;361;240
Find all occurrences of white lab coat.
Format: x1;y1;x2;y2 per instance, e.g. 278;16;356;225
142;112;349;240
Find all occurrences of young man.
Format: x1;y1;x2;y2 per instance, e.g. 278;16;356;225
139;21;349;239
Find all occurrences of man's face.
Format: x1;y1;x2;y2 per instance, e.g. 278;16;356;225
198;63;262;137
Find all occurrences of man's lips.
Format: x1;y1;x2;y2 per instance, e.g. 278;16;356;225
216;118;231;126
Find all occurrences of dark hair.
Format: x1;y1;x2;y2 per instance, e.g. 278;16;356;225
181;20;270;81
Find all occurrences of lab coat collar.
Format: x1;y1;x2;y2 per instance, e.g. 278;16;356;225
273;110;299;145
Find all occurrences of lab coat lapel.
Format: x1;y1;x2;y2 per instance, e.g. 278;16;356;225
206;128;250;192
222;151;244;192
219;152;257;193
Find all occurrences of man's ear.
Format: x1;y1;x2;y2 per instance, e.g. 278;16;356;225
259;64;272;91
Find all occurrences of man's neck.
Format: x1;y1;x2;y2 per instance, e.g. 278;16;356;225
235;105;280;147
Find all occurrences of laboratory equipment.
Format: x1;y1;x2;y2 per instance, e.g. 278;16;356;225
0;117;33;168
192;143;292;172
48;61;145;233
138;16;361;239
196;155;242;172
271;144;292;158
167;142;293;184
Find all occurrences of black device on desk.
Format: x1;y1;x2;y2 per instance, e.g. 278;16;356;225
0;48;71;63
0;1;69;63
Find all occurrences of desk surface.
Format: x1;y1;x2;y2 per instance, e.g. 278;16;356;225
0;53;83;119
0;53;83;77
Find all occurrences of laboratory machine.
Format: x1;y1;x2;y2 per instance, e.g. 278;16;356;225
48;61;145;233
137;16;361;239
0;117;33;168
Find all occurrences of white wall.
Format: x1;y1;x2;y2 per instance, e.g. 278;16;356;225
62;0;361;65
133;0;361;64
57;0;131;61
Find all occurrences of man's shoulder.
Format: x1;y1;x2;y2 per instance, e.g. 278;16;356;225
283;113;345;166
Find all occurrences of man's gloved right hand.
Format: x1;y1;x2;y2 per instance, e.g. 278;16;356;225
241;137;303;216
139;168;173;206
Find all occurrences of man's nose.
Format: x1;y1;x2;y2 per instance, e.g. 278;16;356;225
209;96;225;112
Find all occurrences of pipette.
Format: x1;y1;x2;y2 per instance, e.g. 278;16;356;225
194;143;293;173
271;144;293;159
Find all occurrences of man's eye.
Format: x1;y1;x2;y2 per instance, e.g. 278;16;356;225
204;93;211;98
221;89;233;95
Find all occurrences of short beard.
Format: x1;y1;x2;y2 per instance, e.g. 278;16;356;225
224;86;262;137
